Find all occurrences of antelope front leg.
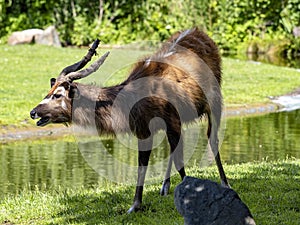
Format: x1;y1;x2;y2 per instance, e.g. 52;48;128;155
127;137;153;213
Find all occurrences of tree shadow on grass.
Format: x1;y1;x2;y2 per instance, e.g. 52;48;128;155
48;160;300;225
49;182;183;225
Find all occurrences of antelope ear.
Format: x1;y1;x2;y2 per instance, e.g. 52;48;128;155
69;85;80;99
50;78;56;87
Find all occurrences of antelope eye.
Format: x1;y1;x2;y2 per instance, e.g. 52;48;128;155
53;94;62;99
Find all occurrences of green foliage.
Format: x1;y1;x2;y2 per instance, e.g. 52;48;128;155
0;0;299;54
207;0;299;54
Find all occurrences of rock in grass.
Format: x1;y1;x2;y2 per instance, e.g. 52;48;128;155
174;176;256;225
35;26;61;47
8;26;61;47
8;29;44;45
293;27;300;37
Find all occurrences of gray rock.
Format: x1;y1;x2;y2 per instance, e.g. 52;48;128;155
174;176;256;225
35;26;61;47
293;27;300;38
8;29;44;45
8;26;61;47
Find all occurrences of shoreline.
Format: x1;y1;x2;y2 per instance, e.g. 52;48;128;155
0;102;286;143
2;88;300;142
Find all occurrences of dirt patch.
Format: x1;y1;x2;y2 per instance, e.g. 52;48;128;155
224;103;279;117
270;87;300;111
285;87;300;96
0;126;70;143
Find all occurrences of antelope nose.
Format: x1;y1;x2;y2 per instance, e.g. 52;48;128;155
30;109;37;119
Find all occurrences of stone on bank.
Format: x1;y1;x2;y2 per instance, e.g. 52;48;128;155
8;26;61;47
174;176;256;225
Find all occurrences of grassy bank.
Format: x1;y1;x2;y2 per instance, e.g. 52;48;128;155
0;44;300;128
0;158;299;225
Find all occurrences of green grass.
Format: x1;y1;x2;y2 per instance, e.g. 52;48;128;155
0;158;299;225
222;59;300;107
1;44;300;127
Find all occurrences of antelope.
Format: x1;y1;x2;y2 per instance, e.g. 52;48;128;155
30;28;229;213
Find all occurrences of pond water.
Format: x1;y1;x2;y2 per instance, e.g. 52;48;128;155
0;109;299;197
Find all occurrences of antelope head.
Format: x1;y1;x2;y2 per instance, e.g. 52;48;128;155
30;40;110;126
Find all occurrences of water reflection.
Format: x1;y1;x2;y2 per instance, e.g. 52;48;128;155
0;110;299;196
0;139;103;197
220;109;300;163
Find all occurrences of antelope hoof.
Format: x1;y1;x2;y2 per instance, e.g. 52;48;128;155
160;180;170;196
127;201;141;214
